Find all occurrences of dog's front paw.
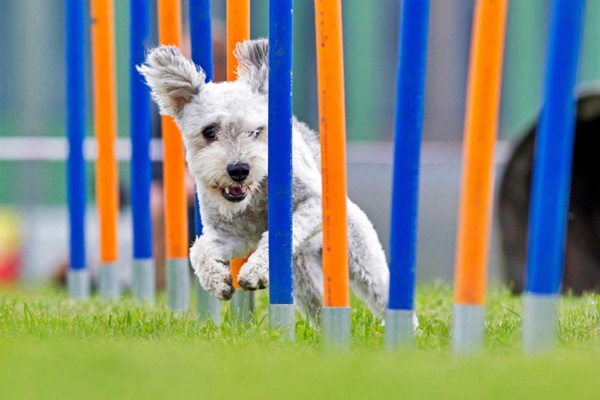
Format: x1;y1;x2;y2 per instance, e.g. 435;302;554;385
193;257;235;301
237;251;269;291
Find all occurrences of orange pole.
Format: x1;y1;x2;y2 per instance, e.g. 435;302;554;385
454;0;508;305
227;0;251;284
90;0;119;263
226;0;250;82
314;0;350;308
157;0;188;259
230;256;249;289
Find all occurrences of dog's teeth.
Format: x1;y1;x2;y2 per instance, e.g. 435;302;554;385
225;187;230;194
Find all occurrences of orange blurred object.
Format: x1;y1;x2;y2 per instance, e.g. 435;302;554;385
227;0;251;280
0;210;22;283
157;0;189;259
314;0;350;308
230;256;249;289
90;0;119;263
454;0;508;305
226;0;250;82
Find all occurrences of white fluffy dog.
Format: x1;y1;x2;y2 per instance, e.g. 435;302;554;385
138;39;389;320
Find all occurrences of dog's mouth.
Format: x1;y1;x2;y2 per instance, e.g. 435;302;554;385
220;185;248;202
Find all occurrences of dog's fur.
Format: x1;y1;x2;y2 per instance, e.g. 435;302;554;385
138;39;389;320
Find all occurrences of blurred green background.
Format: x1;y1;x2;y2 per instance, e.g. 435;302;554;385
1;0;600;284
1;1;600;205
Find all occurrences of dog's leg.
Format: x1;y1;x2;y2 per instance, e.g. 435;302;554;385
288;196;389;316
236;232;325;324
237;196;389;319
236;232;269;290
346;200;389;316
293;234;324;324
237;196;323;291
190;230;245;301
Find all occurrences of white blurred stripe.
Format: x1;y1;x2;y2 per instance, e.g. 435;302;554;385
0;137;512;165
0;137;164;161
346;140;512;165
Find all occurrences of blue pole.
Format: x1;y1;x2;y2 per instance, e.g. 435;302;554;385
130;0;155;301
189;0;222;324
189;0;213;237
523;0;585;352
526;0;585;296
386;0;429;349
130;0;152;260
268;0;294;339
189;0;214;84
66;0;90;298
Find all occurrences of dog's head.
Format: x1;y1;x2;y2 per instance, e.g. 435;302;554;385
138;39;269;217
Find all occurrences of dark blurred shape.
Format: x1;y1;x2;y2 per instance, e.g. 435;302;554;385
499;91;600;293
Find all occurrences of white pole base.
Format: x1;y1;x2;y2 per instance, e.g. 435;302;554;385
452;304;485;354
385;309;416;350
133;259;155;303
99;263;120;299
269;303;296;342
67;269;90;299
322;307;351;350
166;258;190;312
523;293;559;353
230;290;254;324
196;280;221;326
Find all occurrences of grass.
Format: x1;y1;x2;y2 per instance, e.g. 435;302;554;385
1;283;600;399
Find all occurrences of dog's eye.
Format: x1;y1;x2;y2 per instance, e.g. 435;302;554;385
202;125;218;140
251;127;264;138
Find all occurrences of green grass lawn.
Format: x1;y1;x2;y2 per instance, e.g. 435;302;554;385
1;283;600;399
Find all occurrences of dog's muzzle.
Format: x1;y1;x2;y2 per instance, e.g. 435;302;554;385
221;163;250;202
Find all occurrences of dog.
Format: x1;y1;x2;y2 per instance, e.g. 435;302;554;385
138;39;389;320
499;91;600;294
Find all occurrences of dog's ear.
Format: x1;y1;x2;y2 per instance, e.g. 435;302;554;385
234;39;269;95
137;45;205;117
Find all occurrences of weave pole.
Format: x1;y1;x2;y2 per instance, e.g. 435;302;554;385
226;0;250;82
189;0;222;325
66;0;90;299
314;0;351;349
157;0;190;312
226;0;255;323
268;0;295;341
452;0;507;354
90;0;120;299
385;0;430;350
130;0;155;302
523;0;585;353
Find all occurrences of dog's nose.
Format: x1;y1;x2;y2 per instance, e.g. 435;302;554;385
227;163;250;182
